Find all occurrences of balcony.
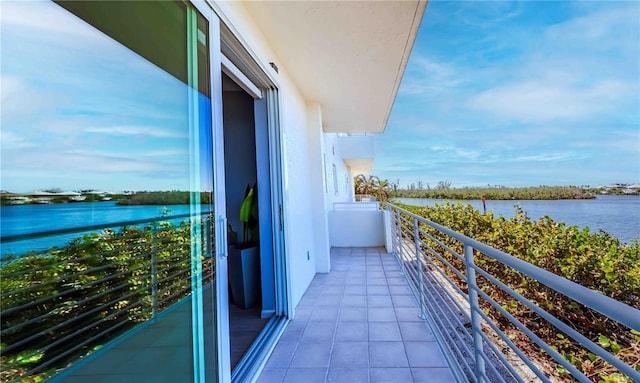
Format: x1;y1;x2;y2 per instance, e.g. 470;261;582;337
337;135;376;175
257;246;454;383
2;204;638;383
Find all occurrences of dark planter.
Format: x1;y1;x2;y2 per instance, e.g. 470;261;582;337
228;246;260;309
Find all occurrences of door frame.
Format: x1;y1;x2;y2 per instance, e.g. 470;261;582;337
193;1;290;381
190;1;231;382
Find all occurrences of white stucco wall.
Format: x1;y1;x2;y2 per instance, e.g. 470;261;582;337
323;133;355;207
329;210;386;247
307;104;331;274
212;2;324;309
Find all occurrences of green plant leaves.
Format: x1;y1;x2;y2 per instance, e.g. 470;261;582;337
397;201;640;383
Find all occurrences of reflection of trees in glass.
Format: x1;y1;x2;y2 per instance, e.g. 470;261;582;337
117;191;213;205
0;218;213;382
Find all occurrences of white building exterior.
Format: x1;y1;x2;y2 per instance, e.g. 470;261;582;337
0;1;426;382
211;0;426;310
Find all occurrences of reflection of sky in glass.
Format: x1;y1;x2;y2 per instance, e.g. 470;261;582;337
0;2;202;193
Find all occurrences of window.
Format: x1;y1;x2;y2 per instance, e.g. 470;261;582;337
323;154;328;193
332;164;339;195
0;2;215;381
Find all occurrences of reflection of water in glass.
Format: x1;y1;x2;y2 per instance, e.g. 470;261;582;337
395;195;640;244
0;202;211;256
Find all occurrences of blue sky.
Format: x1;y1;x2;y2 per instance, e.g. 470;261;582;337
374;1;640;188
1;2;204;193
1;1;638;193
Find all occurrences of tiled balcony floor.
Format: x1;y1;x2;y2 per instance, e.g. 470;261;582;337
257;247;455;383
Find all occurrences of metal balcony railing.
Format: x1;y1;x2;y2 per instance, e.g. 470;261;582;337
333;201;380;211
383;202;640;383
354;194;377;202
0;212;214;382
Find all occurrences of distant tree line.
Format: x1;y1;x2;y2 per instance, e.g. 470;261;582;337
354;175;599;201
393;185;595;200
117;191;212;205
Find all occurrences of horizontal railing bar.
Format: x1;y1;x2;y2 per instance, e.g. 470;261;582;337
0;231;180;280
156;268;191;286
418;260;471;323
1;212;209;244
3;296;147;371
417;246;470;305
2;283;151;354
407;249;481;381
158;285;192;306
420;229;465;263
419;281;476;373
475;303;551;383
157;254;192;266
386;202;640;383
473;287;592;383
421;242;467;282
2;277;142;336
0;243;154;279
471;264;640;380
384;202;640;332
24;317;133;376
1;261;151;314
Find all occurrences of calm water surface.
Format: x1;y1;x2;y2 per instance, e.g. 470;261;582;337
0;202;200;256
394;195;639;244
1;196;638;256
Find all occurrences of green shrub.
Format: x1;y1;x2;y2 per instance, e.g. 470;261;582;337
398;202;639;382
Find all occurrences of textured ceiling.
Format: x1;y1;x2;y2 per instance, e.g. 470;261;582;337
243;1;426;133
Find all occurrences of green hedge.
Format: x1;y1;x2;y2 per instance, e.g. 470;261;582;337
399;202;639;382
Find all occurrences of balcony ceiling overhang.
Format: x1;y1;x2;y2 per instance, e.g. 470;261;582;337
344;158;374;175
242;1;426;134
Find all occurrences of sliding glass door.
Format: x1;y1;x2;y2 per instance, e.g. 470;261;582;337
0;1;228;381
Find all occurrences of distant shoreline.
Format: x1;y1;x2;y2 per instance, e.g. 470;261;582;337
390;185;639;201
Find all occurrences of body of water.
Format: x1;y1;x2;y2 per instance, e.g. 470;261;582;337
0;201;202;256
394;195;639;244
1;196;639;256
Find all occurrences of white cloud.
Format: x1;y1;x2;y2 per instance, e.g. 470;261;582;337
85;126;188;139
544;5;639;54
0;130;35;150
453;1;523;29
399;56;462;96
0;2;84;34
428;145;480;160
464;3;638;124
468;78;631;122
513;153;577;163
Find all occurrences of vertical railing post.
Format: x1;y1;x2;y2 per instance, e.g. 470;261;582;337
465;244;486;382
396;210;406;276
413;217;426;320
392;207;398;257
151;224;158;320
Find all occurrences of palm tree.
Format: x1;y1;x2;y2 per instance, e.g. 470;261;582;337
353;174;391;201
